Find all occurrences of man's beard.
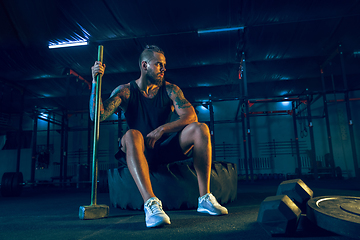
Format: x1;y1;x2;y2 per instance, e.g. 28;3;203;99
148;71;164;86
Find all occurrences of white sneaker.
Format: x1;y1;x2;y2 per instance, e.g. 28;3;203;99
197;193;228;215
144;197;171;228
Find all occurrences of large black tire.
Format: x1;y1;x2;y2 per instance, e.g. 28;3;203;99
108;159;237;210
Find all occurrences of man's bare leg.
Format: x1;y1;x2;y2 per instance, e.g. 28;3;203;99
121;129;155;202
179;122;228;215
179;122;211;196
121;129;171;227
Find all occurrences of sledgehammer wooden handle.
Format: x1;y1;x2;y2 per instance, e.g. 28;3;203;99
91;45;103;205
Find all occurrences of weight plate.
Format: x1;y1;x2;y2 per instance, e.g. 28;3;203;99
341;202;360;216
307;196;360;239
1;172;14;197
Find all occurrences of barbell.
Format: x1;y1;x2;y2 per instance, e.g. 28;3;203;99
0;171;109;197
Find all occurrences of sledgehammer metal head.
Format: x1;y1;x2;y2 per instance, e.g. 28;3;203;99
79;204;109;220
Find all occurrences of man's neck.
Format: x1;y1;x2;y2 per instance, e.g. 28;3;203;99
135;78;159;96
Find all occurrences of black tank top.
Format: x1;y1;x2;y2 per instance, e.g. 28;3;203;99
124;81;173;137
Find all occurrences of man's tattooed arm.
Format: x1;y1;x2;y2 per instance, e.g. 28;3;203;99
165;82;198;124
90;84;129;122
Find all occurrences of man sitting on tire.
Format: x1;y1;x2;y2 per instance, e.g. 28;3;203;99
90;45;228;228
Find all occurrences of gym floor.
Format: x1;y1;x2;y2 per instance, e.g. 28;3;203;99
0;178;359;240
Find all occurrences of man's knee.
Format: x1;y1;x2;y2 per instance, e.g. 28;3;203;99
121;129;145;151
123;129;144;140
188;122;210;138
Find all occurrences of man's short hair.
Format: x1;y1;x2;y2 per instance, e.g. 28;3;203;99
139;45;164;68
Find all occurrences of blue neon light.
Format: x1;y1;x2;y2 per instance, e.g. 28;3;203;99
48;40;88;49
198;26;244;34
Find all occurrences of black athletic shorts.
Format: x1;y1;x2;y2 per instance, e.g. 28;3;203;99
115;131;191;170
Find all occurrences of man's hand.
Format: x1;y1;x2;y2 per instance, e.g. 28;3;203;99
146;126;165;149
91;61;106;82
